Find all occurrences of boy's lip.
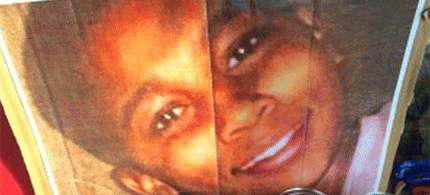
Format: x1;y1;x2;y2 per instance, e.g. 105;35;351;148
231;110;311;175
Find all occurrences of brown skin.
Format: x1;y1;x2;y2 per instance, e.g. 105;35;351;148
210;9;344;194
89;1;218;194
89;2;345;194
21;0;411;194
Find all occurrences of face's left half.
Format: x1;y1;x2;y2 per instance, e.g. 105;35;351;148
85;0;218;194
4;0;219;194
3;0;327;194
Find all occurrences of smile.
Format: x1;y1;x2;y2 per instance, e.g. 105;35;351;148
232;110;311;175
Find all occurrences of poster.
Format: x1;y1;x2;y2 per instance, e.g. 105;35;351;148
0;0;424;194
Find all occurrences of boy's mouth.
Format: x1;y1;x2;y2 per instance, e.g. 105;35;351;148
231;110;311;175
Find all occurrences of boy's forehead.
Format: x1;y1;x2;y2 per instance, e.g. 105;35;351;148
117;24;210;89
89;0;209;88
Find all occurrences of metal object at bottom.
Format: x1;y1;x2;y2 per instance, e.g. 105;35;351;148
281;188;326;195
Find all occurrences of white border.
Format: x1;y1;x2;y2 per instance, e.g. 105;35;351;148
0;0;49;6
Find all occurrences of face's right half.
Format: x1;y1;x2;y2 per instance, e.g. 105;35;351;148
209;7;344;195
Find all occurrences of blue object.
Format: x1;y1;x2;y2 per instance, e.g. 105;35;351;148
395;159;430;186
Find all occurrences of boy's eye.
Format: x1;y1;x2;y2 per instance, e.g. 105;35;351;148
153;105;187;131
151;103;196;137
128;92;196;139
228;36;260;69
225;27;269;75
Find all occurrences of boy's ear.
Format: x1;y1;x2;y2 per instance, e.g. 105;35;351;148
111;166;179;195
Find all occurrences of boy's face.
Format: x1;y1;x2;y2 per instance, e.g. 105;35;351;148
91;1;218;193
211;10;342;194
117;22;219;193
93;2;342;194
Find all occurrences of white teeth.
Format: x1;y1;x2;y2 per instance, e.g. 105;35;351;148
273;145;299;165
241;130;295;171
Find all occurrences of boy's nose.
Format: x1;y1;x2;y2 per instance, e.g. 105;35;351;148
218;96;277;143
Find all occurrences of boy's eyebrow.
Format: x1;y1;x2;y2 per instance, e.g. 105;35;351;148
120;85;150;130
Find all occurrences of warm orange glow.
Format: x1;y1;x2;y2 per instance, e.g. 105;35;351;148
236;109;251;123
173;128;217;172
87;0;217;193
88;1;209;91
260;52;310;96
141;175;154;192
115;19;211;91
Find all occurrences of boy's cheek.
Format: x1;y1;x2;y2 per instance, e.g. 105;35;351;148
171;127;218;173
256;52;311;97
